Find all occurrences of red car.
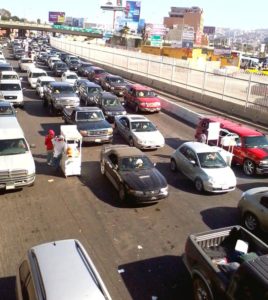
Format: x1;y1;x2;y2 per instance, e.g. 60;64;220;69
124;84;161;113
195;116;268;176
87;66;108;84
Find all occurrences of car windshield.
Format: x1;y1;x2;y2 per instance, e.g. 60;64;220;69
41;81;53;86
2;74;18;80
0;138;28;155
109;77;124;83
95;69;105;74
103;98;121;106
88;87;102;93
0;106;14;115
136;90;156;97
53;85;74;93
197;152;227;168
67;75;78;79
77;111;104;121
0;66;13;71
131;121;156;132
32;72;46;78
0;84;21;91
119;156;153;171
70;60;80;64
244;136;268;148
56;64;66;68
22;59;33;63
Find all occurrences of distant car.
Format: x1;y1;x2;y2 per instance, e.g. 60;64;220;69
115;114;165;149
67;58;81;71
0;70;21;81
13;48;25;60
0;101;16;117
0;63;13;72
170;142;237;193
73;78;90;92
18;57;35;71
100;144;169;203
27;67;47;88
0;80;24;107
238;187;268;233
36;76;55;99
100;74;128;97
78;81;103;106
124;84;161;113
87;66;108;83
52;61;69;77
77;62;93;76
48;56;61;70
61;71;79;85
98;92;126;122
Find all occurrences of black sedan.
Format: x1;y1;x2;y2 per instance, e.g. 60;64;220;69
77;62;93;76
100;145;169;203
98;92;126;122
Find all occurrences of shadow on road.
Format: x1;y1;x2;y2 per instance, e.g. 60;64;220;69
0;276;16;300
119;255;193;300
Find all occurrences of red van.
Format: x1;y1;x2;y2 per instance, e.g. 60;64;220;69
124;84;161;113
195;116;268;176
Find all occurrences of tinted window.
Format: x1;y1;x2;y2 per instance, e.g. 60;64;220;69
32;72;47;78
119;156;153;171
0;84;21;91
88;87;102;94
197;152;227;168
77;111;104;121
244;136;268;148
135;90;156;97
95;69;105;75
108;77;124;83
102;98;120;106
131;121;156;132
66;75;78;79
260;197;268;209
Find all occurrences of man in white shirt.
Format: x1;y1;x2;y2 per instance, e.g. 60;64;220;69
51;135;65;169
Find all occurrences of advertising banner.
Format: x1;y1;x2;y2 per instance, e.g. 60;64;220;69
214;48;231;56
125;1;141;22
48;11;65;23
100;0;124;11
203;26;216;35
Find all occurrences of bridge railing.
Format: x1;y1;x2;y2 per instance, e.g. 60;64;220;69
50;37;268;112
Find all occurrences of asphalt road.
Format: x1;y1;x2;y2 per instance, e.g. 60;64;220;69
1;48;268;300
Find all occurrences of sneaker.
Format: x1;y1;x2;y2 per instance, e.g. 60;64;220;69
47;162;52;166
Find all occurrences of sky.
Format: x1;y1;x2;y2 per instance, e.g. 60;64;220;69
1;0;267;30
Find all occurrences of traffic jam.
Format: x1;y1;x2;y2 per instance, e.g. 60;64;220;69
0;36;268;299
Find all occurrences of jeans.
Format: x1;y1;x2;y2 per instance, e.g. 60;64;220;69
47;150;53;164
51;154;62;169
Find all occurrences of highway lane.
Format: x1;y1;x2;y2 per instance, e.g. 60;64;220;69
0;49;268;300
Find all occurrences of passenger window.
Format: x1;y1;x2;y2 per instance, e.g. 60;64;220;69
260;197;268;209
108;153;118;167
19;260;37;300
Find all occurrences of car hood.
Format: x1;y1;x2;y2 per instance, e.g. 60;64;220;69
121;168;167;191
246;147;268;160
0;152;35;173
203;167;236;183
133;131;164;143
54;92;79;99
243;187;268;197
77;119;111;130
137;97;160;103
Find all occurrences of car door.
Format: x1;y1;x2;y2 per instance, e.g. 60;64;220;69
105;153;121;190
183;148;199;180
257;196;268;231
118;117;130;140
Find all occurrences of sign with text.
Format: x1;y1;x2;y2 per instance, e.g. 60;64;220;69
48;11;65;23
100;0;124;11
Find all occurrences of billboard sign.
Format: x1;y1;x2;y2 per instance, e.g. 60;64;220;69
48;11;65;23
100;0;125;11
203;26;216;35
125;1;141;22
214;48;231;56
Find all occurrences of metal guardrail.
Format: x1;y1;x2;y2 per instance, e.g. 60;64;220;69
50;37;268;112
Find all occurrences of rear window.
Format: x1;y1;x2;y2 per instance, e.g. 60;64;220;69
32;72;47;78
53;85;74;93
0;84;21;91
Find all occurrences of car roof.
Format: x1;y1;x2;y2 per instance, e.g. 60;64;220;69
101;92;117;99
129;84;152;91
181;141;219;153
0;63;12;67
125;114;148;122
29;239;109;300
0;71;18;75
64;71;77;75
83;81;101;87
106;75;122;79
90;66;104;71
37;76;55;81
74;106;102;112
107;145;144;158
28;67;46;72
0;101;13;107
0;118;23;139
50;81;73;87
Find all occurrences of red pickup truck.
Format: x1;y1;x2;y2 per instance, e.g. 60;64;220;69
195;116;268;176
124;84;161;113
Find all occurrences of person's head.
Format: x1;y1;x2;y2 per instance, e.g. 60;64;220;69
57;135;64;141
48;129;55;137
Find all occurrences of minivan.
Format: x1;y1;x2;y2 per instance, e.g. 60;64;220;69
27;67;47;88
16;239;112;300
0;80;24;107
0;118;35;190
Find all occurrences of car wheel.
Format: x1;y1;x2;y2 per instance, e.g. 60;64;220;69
170;158;177;172
119;184;126;202
100;162;105;175
193;277;213;300
134;104;139;113
243;212;259;232
243;159;255;176
129;137;134;147
195;178;204;193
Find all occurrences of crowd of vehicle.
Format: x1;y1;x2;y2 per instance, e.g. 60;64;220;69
1;36;268;299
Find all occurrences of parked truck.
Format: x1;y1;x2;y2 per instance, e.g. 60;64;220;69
183;226;268;300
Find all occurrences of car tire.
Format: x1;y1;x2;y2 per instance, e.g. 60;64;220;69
129;137;134;147
193;276;213;300
100;162;105;175
195;178;204;193
243;212;259;232
243;159;256;176
119;184;126;202
170;158;177;172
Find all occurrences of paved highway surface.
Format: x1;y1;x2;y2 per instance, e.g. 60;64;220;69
0;48;268;300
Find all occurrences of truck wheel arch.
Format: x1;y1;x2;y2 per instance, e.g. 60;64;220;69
192;270;214;300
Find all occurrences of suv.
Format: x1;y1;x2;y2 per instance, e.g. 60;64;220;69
195;116;268;176
16;239;112;300
78;81;103;106
27;68;47;88
100;74;127;97
52;61;69;76
0;80;24;107
87;66;107;83
124;84;161;113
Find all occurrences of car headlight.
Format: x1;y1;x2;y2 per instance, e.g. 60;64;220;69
106;111;113;115
160;186;168;193
107;128;113;134
111;86;115;90
122;111;127;115
259;160;268;165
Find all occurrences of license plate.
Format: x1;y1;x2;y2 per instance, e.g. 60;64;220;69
6;182;15;190
95;139;101;143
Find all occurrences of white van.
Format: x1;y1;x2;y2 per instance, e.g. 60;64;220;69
0;118;35;190
27;67;47;88
0;80;24;107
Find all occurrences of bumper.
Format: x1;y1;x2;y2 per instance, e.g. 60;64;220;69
53;102;80;110
82;135;113;143
140;107;161;112
0;174;35;190
204;182;236;193
137;143;164;150
127;190;168;203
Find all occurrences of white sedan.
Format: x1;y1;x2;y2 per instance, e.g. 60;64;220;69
18;57;35;71
114;114;165;149
61;71;79;86
170;141;236;193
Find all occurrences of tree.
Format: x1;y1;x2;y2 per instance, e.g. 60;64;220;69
0;8;11;18
37;18;41;24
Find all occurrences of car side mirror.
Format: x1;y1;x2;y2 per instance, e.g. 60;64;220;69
190;160;196;166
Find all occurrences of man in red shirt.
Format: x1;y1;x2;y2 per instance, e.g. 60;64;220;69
45;129;55;165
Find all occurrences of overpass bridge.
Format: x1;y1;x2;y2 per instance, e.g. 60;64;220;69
0;20;103;38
